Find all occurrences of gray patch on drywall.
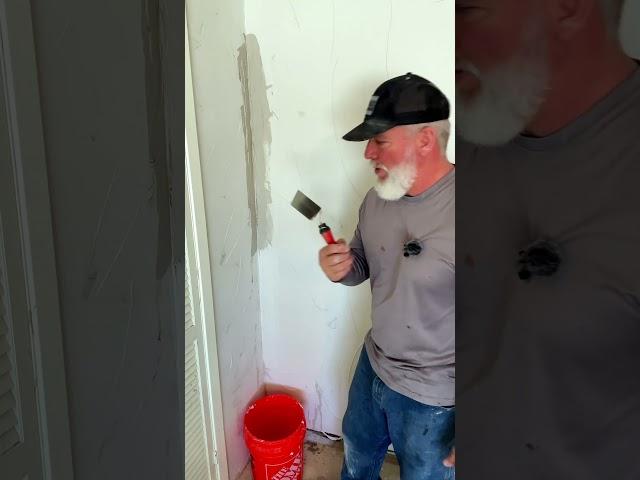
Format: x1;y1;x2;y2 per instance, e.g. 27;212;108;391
237;34;273;256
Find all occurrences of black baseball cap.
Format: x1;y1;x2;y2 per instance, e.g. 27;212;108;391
343;72;450;142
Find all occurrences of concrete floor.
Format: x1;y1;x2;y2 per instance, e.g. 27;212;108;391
238;439;400;480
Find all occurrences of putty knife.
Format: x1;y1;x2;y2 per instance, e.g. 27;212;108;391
290;190;336;244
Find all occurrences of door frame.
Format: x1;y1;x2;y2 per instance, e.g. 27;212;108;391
0;0;74;478
185;13;229;480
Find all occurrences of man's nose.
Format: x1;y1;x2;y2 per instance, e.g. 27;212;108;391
364;140;376;160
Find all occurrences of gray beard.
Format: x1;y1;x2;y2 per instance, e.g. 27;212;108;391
456;25;550;146
373;161;417;201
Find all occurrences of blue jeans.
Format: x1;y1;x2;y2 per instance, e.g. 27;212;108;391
341;348;455;480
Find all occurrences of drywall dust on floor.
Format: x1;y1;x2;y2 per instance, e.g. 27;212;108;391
237;440;400;480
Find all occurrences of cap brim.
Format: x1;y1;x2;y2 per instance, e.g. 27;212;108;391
342;120;395;142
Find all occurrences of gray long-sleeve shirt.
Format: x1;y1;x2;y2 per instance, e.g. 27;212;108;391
456;64;640;479
341;169;455;406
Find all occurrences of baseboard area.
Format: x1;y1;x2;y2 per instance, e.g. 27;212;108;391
236;434;400;480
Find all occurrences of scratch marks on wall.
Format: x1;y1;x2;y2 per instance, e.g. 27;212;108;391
238;34;273;257
311;296;329;313
219;208;241;267
233;256;244;301
288;0;301;29
112;280;135;392
94;198;145;295
97;416;121;467
221;236;241;267
220;208;235;256
83;166;118;298
141;0;172;280
195;23;206;50
327;317;338;330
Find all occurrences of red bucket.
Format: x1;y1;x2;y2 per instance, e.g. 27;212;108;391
244;394;306;480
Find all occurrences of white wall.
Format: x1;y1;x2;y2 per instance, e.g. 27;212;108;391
186;0;266;477
245;0;455;435
29;0;182;478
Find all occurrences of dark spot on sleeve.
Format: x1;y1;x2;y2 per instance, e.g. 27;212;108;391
525;443;537;451
381;245;386;252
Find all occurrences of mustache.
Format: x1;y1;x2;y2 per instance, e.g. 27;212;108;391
455;59;481;78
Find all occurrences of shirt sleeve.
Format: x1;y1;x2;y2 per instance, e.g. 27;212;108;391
339;199;370;286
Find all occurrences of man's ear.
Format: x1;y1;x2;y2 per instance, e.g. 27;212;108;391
416;126;437;155
548;0;596;38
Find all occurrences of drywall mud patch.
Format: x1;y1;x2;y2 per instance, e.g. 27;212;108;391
238;34;273;256
141;0;172;280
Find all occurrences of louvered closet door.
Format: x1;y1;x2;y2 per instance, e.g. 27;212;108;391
0;57;45;479
185;241;213;480
185;174;216;480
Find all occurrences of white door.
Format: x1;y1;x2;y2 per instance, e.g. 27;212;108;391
185;141;227;480
0;1;73;478
185;12;228;480
185;217;215;480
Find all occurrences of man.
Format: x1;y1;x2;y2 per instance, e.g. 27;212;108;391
318;73;456;480
455;1;640;478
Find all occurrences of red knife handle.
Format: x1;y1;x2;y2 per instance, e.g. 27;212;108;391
318;223;336;244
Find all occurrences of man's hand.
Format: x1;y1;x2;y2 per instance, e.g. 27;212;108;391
319;239;353;282
443;447;455;468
